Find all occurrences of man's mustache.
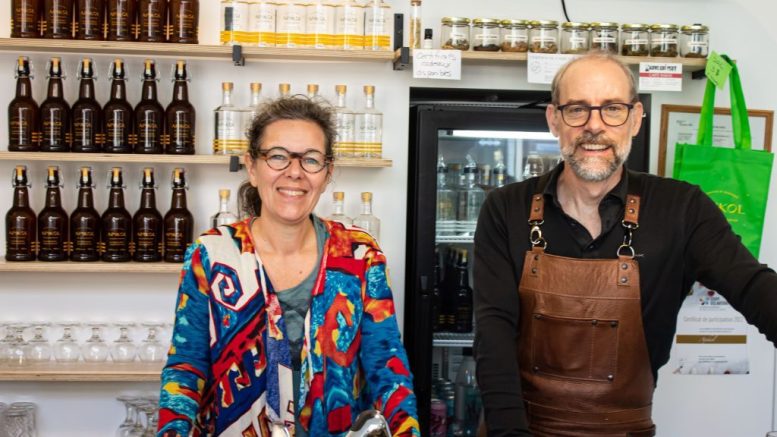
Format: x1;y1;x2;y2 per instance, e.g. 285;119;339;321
573;132;616;148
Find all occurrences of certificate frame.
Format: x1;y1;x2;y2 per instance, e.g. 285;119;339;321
657;104;773;176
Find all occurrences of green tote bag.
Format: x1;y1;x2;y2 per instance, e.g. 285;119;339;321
673;55;774;257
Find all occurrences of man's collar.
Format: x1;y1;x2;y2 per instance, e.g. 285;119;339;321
543;162;629;204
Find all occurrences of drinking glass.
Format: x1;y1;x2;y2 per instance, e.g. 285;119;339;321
3;402;37;437
111;323;137;363
82;323;110;362
6;324;29;366
25;323;52;363
140;403;159;437
0;323;16;364
54;323;81;363
139;323;166;362
116;396;143;437
522;152;546;179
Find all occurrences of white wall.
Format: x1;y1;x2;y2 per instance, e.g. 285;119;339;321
0;0;775;436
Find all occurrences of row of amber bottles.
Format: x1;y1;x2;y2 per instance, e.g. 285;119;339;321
5;165;193;263
10;0;199;43
8;56;195;154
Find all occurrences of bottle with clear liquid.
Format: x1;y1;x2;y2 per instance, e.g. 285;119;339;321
354;85;382;158
307;83;324;103
328;191;352;226
454;348;481;436
492;149;507;188
278;82;291;97
333;84;355;158
211;189;238;228
335;0;364;49
436;155;458;228
353;192;380;240
248;82;263;120
457;155;485;224
213;82;248;155
408;0;421;49
364;0;392;50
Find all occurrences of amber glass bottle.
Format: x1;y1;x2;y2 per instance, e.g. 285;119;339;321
168;0;198;43
76;0;105;40
11;0;41;38
42;0;73;38
6;165;37;261
138;0;166;42
103;58;134;154
107;0;135;41
101;167;132;262
40;57;71;152
134;59;164;154
164;168;193;262
133;167;163;262
72;58;103;152
38;166;69;262
8;56;39;152
70;166;101;261
164;60;195;154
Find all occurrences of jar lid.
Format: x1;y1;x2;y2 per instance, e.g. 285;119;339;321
500;19;529;27
650;24;679;31
473;18;500;26
529;20;559;28
561;22;589;29
681;24;709;33
621;23;649;31
442;17;472;25
590;22;619;29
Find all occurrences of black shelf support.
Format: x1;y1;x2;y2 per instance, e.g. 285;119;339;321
229;155;242;172
392;13;409;71
232;44;245;66
691;68;706;80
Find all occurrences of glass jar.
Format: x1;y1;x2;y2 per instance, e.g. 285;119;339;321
529;20;558;53
590;22;618;54
500;19;528;52
560;22;589;54
472;18;500;51
441;17;471;50
680;24;709;58
650;23;679;57
620;23;649;56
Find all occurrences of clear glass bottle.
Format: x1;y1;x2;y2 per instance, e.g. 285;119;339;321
680;24;709;58
441;17;470;50
472;18;500;52
276;0;308;47
650;23;679;57
333;84;355;158
354;85;382;159
247;82;263;126
408;0;421;49
220;0;249;45
353;191;380;240
590;22;618;54
492;149;507;188
328;191;352;226
213;82;248;155
620;23;649;56
560;21;589;54
306;83;319;100
529;20;559;53
211;189;239;228
278;82;291;97
306;0;335;48
457;155;485;224
436;155;457;232
365;0;392;51
500;19;528;52
335;0;364;50
454;348;481;434
249;0;277;46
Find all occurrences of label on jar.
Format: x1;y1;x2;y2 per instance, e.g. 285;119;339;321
450;32;468;42
532;36;557;44
568;37;587;44
250;3;276;32
306;5;334;34
688;41;708;48
504;34;528;43
625;38;649;45
474;33;500;44
593;36;616;43
336;6;364;35
278;4;305;33
652;37;677;45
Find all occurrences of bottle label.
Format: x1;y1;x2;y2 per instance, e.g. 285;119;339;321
135;229;159;251
365;7;391;43
168;111;195;150
277;4;305;33
7;229;32;251
138;113;162;147
172;5;198;41
109;1;133;37
73;111;97;147
336;6;364;36
334;113;355;142
356;114;382;144
306;5;335;35
105;229;129;251
73;228;97;250
141;3;165;39
215;110;244;140
79;4;102;37
47;3;71;35
40;227;64;251
42;110;66;145
9;114;33;145
250;3;277;32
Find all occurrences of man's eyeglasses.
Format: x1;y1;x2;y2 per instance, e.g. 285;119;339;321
257;147;331;174
555;103;635;127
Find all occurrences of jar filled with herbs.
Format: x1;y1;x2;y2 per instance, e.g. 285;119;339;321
472;18;500;51
590;22;618;53
680;24;709;58
529;20;558;53
620;23;649;56
441;17;470;50
560;22;589;54
500;19;528;52
650;23;679;57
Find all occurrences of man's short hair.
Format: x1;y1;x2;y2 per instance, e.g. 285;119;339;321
550;52;638;104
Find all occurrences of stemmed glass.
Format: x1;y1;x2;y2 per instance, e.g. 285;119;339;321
54;323;81;363
6;324;29;366
139;323;166;362
82;323;110;362
116;396;144;437
140;401;159;437
0;323;15;364
25;323;52;363
522;152;546;179
111;323;137;363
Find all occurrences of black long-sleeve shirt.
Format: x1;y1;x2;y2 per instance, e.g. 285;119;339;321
473;164;777;436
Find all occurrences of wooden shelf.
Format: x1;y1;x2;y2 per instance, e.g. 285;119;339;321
0;38;394;63
0;361;162;382
0;258;182;273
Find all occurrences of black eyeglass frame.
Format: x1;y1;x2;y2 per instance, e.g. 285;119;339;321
555;102;636;127
256;147;333;174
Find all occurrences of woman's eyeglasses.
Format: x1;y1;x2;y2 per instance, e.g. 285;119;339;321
257;147;332;174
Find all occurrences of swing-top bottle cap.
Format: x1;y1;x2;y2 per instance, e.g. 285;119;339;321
172;168;187;188
12;165;29;187
48;57;63;78
79;58;95;79
16;56;31;78
174;60;188;80
46;166;61;187
78;166;94;187
142;59;157;80
110;167;124;188
111;58;126;79
142;167;156;188
251;82;262;92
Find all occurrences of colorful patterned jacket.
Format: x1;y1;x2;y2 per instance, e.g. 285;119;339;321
157;218;420;437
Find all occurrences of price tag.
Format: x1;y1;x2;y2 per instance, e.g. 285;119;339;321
705;51;732;89
526;52;579;84
412;49;462;80
638;62;683;92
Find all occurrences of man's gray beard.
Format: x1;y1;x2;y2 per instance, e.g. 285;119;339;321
566;154;623;182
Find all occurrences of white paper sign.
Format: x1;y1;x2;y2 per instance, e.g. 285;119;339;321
527;53;579;84
412;49;462;80
639;62;683;92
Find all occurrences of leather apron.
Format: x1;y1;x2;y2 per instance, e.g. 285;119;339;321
516;182;656;436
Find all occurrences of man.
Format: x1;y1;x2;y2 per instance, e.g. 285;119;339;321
473;52;777;436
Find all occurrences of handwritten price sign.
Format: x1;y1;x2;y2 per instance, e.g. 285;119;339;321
412;49;462;80
705;51;732;89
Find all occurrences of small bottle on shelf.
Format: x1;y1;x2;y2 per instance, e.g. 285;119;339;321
8;56;39;152
306;83;320;100
70;166;101;262
164;60;196;154
40;57;71;152
213;82;248;155
164;168;194;263
354;85;382;158
11;0;41;38
422;28;433;49
5;165;37;262
211;189;238;228
247;82;263;125
333;84;355;159
107;0;137;41
42;0;74;39
101;167;133;262
492;149;507;188
364;0;392;51
134;59;165;154
335;0;364;50
328;191;352;226
76;0;105;40
353;191;380;240
72;58;103;153
457;155;485;226
38;166;69;262
133;168;163;262
138;0;167;42
168;0;198;43
103;58;134;154
408;0;421;49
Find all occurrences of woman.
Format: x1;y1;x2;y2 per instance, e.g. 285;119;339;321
157;97;419;437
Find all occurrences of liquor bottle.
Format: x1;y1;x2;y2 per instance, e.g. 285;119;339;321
210;189;238;228
40;57;71;152
213;82;248;155
103;58;134;153
306;0;335;49
306;83;319;100
8;56;39;152
436;155;457;230
492;149;507;188
278;82;291;97
134;59;165;154
250;0;277;47
107;0;136;41
71;58;103;153
219;0;248;45
353;191;380;240
276;0;307;48
42;0;73;39
441;247;458;330
38;166;69;262
408;0;421;49
328;191;352;226
454;348;480;435
5;166;37;261
70;166;101;261
354;85;382;158
452;249;473;333
457;155;485;225
164;60;196;154
168;0;198;43
164;168;193;263
133;167;163;262
364;0;392;51
138;0;166;42
335;0;364;49
333;84;355;158
101;167;132;262
11;0;41;38
247;82;262;125
76;0;104;40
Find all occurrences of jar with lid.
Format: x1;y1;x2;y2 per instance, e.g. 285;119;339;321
529;20;558;53
500;19;528;52
680;24;709;58
650;23;679;57
560;22;589;54
590;22;618;53
620;23;649;56
472;18;500;51
441;17;470;50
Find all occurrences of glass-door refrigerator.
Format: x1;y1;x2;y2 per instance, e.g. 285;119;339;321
404;87;651;436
